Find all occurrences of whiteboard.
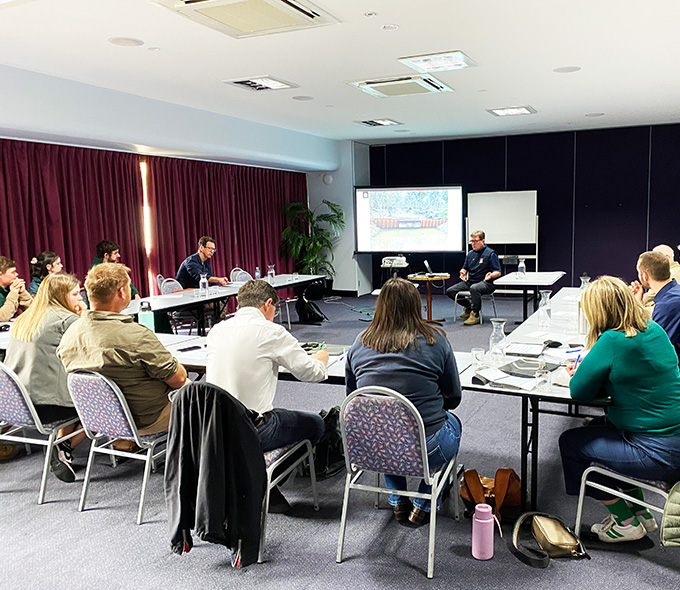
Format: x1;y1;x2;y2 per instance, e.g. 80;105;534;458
467;191;537;244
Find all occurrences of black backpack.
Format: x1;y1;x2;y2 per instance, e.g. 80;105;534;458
301;406;345;480
295;298;327;325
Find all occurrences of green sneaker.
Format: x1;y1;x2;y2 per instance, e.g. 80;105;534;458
591;514;647;543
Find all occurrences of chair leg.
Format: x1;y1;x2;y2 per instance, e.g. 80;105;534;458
137;448;154;525
452;465;462;522
374;472;380;508
38;431;57;504
574;470;590;534
258;472;273;563
336;473;353;563
284;301;292;330
427;504;437;579
491;295;498;318
306;442;320;511
79;439;98;512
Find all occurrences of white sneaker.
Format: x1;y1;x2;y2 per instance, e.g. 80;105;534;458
591;514;647;543
636;511;658;533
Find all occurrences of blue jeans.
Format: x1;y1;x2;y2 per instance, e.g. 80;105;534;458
386;413;462;512
257;408;325;452
559;416;680;500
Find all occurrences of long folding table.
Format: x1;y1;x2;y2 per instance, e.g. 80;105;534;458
494;271;566;321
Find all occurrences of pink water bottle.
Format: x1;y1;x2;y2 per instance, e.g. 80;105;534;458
472;503;500;560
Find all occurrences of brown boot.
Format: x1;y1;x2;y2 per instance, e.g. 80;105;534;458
463;311;481;325
459;307;471;319
0;443;19;462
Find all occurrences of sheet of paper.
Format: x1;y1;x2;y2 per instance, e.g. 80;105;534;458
506;343;545;356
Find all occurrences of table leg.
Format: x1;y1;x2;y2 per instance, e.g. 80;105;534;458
529;398;539;511
522;289;529;322
532;287;539;312
424;281;445;323
197;304;206;337
520;397;529;512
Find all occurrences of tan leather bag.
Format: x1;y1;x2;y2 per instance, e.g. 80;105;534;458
460;468;522;522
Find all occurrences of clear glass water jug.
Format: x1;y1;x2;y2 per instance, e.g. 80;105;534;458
538;290;551;329
488;318;507;366
517;258;527;279
267;263;276;281
199;273;209;297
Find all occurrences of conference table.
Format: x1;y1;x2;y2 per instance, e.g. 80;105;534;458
123;273;325;336
494;271;566;321
459;287;606;511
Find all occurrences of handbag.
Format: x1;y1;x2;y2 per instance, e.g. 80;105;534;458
511;512;589;567
460;468;522;522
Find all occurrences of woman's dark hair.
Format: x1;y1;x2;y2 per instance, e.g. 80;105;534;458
360;277;444;353
30;251;60;279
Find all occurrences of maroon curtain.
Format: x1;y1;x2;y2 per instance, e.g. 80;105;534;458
147;156;307;293
0;139;145;294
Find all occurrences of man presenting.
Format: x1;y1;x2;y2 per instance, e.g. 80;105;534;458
206;280;328;510
58;263;187;436
0;256;32;322
633;251;680;359
176;236;229;288
445;230;501;325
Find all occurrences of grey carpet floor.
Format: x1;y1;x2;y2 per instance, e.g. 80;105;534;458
3;293;678;589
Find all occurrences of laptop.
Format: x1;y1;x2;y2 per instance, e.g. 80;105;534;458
423;260;449;278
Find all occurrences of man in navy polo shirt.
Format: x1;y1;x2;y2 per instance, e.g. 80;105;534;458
446;230;501;325
176;236;229;288
633;250;680;360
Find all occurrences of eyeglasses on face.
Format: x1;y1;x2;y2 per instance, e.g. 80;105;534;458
470;238;482;243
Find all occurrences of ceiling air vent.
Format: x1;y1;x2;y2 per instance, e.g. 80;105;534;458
152;0;340;38
348;75;452;98
223;75;298;91
356;119;403;127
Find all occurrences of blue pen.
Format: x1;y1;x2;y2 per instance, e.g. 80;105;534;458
573;352;582;368
566;348;581;354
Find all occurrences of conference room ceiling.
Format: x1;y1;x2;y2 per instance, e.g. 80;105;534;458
1;0;679;144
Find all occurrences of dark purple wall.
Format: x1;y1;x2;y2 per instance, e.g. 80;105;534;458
368;123;680;287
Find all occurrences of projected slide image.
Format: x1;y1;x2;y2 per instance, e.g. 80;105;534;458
355;186;463;253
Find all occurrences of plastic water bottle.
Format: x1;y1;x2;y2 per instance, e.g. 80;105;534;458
472;503;498;560
517;258;527;279
199;273;209;297
254;266;261;280
138;300;155;332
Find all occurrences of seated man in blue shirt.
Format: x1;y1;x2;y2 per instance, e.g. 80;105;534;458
176;236;229;288
445;230;501;325
632;250;680;360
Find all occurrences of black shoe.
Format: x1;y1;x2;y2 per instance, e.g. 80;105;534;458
50;446;76;483
268;486;291;514
393;501;413;522
408;507;430;527
58;441;73;464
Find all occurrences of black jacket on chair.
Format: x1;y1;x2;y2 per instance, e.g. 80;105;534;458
164;382;267;567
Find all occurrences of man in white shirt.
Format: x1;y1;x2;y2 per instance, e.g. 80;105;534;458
206;280;329;509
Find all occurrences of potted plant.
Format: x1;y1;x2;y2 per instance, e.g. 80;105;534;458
280;199;346;289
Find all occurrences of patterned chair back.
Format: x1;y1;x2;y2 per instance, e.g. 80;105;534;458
161;278;183;294
0;362;38;428
67;370;136;440
230;268;254;283
342;387;426;478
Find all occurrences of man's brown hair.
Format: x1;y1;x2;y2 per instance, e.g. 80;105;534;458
638;251;671;282
470;230;486;241
237;279;279;309
198;236;216;248
0;256;16;274
85;263;131;305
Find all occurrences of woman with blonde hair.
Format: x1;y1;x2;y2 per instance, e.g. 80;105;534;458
4;273;86;482
345;278;462;526
560;276;680;542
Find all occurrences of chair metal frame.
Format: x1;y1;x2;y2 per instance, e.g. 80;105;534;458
230;268;254;283
0;362;83;504
67;370;167;525
336;386;461;579
574;465;671;535
258;439;319;562
453;290;497;324
160;278;197;334
155;273;165;294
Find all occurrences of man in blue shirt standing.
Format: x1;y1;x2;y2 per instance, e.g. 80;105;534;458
633;250;680;360
176;236;229;288
445;230;501;325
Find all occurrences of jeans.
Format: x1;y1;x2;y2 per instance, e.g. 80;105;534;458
445;280;495;313
559;416;680;500
386;412;462;512
257;408;325;452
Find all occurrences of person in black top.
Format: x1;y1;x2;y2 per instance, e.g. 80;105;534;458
175;236;229;289
445;230;501;325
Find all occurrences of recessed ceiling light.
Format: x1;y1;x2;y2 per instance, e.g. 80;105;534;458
356;119;403;127
553;66;581;74
222;75;298;91
147;46;161;52
325;104;334;108
381;24;399;31
108;37;145;47
399;50;477;73
364;11;378;17
585;112;605;117
394;129;411;133
487;105;537;117
292;95;314;101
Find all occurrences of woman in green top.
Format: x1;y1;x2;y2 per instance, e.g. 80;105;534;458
559;276;680;543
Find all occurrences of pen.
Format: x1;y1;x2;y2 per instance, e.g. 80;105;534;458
573;352;582;368
566;348;581;354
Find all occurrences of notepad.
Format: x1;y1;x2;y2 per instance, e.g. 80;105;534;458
505;342;546;357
